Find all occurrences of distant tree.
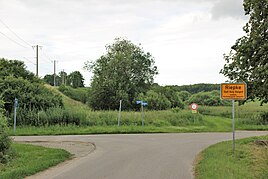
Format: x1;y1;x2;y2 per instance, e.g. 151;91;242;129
59;71;67;86
163;87;184;109
0;58;39;82
187;91;231;106
137;90;171;110
220;0;268;105
43;74;54;86
177;91;191;102
84;38;158;110
67;71;85;88
43;74;61;86
150;83;166;94
168;84;219;94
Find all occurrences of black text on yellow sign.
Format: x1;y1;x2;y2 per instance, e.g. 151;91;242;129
221;83;247;100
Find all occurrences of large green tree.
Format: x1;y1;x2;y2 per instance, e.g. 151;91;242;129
85;38;158;110
220;0;268;104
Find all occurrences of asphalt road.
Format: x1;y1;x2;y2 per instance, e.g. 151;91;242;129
14;131;268;179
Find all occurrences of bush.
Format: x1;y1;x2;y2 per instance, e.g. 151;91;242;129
163;87;185;109
0;114;12;164
137;90;171;110
260;112;268;125
0;77;63;114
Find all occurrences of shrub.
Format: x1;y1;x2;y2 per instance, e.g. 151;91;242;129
163;87;185;109
0;77;63;114
137;90;171;110
260;112;268;125
0;77;63;126
0;114;12;164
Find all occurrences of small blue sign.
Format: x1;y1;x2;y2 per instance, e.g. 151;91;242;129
136;100;142;104
142;102;148;106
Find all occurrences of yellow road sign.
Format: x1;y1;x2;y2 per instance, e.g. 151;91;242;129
221;83;247;100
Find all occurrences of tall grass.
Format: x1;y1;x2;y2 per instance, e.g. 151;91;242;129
15;107;204;127
199;101;268;125
80;110;203;127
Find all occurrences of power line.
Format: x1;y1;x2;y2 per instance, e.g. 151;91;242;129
39;64;52;72
0;30;28;48
23;57;36;65
0;18;32;47
41;49;53;63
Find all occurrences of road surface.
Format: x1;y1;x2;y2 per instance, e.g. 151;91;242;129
14;131;268;179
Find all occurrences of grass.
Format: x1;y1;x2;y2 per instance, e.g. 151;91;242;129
8;115;232;136
10;85;262;135
0;143;71;179
45;84;90;111
199;101;268;119
195;135;268;179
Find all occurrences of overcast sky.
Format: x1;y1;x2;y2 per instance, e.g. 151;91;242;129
0;0;248;86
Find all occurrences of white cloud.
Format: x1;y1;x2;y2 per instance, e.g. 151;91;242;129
0;0;248;86
211;0;245;20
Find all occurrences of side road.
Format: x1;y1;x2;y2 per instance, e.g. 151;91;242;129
14;131;268;179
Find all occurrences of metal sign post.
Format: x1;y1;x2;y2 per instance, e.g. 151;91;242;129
221;83;247;153
141;103;144;127
232;100;235;153
136;100;148;127
118;100;122;127
14;98;18;133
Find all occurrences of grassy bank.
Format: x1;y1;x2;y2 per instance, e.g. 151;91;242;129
195;135;268;179
0;143;71;179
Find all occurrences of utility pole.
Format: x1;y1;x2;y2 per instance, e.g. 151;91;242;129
32;45;41;77
53;60;56;86
62;69;65;85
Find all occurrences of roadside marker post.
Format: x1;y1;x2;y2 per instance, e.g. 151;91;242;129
14;98;18;133
118;100;122;127
221;83;247;153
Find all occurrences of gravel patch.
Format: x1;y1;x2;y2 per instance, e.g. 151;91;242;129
16;141;96;157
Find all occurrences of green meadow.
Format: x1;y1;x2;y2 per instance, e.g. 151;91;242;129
7;86;268;135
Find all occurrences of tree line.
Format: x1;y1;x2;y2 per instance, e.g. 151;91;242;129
43;70;84;88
